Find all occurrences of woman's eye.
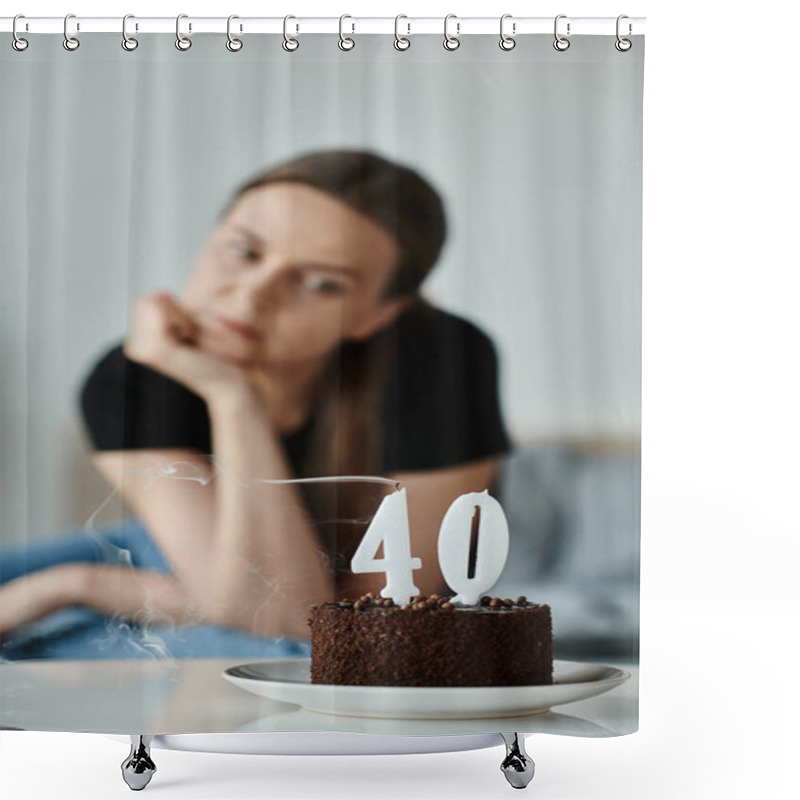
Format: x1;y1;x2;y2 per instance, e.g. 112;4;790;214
230;242;259;262
301;273;345;296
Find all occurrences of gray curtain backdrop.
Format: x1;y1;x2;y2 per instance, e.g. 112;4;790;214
1;33;642;548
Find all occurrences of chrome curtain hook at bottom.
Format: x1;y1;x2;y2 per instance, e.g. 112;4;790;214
394;14;410;50
12;14;29;51
227;15;243;51
63;13;80;51
122;14;138;51
616;14;632;51
444;14;460;51
283;15;299;51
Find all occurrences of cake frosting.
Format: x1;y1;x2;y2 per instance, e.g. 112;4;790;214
308;593;553;687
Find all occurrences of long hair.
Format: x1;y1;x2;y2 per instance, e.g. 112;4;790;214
219;150;447;478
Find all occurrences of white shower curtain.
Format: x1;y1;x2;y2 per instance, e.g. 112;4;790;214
1;25;642;735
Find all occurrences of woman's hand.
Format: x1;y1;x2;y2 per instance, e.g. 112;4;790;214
124;292;253;402
0;563;210;641
0;565;86;639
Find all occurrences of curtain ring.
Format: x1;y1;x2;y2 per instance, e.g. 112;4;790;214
443;14;460;51
615;15;632;52
553;14;570;51
283;15;299;51
63;13;80;51
227;15;243;51
394;14;410;51
339;14;355;51
122;15;138;51
12;14;29;52
499;14;516;51
175;14;192;51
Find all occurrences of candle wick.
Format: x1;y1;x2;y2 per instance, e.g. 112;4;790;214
467;505;481;580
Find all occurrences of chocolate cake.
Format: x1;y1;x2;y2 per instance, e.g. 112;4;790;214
308;594;553;687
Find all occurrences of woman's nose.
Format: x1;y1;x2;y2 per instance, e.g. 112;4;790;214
235;262;288;313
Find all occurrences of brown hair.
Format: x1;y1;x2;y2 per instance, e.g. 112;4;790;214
220;149;447;477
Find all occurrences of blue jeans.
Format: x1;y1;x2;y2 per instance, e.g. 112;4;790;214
0;518;311;661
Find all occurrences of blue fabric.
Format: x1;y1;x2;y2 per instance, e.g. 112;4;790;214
0;518;312;661
494;445;640;661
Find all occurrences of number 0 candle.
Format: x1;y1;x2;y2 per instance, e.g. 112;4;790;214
437;490;510;605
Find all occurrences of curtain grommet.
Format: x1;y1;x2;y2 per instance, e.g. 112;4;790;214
283;15;299;52
63;14;80;51
175;14;192;51
394;15;410;51
121;15;139;51
12;14;29;51
553;14;570;52
499;14;516;51
615;15;632;51
338;15;355;51
226;15;243;52
443;14;460;51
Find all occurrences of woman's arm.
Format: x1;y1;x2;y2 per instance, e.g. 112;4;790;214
0;563;203;638
88;293;332;640
336;456;502;600
204;383;334;638
91;390;333;641
0;565;86;638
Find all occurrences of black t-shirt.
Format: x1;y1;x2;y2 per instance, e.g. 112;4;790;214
78;304;511;476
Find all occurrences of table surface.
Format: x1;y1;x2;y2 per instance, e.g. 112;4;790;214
0;657;638;738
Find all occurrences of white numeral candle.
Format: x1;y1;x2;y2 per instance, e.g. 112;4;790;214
437;490;509;605
350;488;422;606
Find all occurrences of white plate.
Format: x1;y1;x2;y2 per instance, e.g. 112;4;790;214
222;658;630;720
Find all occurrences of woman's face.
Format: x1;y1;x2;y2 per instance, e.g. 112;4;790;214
180;182;404;369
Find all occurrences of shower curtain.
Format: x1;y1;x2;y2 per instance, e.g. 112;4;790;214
0;23;643;736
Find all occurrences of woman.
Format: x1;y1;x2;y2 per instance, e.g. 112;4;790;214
0;150;510;659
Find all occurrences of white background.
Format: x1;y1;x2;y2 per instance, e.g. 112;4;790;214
1;2;798;799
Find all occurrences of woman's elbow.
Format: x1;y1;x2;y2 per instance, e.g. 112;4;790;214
203;583;329;640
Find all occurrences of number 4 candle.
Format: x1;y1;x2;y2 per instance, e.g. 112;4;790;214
350;488;422;606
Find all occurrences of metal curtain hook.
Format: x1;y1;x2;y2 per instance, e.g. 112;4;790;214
63;13;80;51
615;14;632;51
553;14;570;52
339;14;355;51
499;14;516;51
122;14;138;51
227;15;243;51
175;14;192;50
394;14;410;50
283;15;299;51
12;14;29;51
443;14;460;51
